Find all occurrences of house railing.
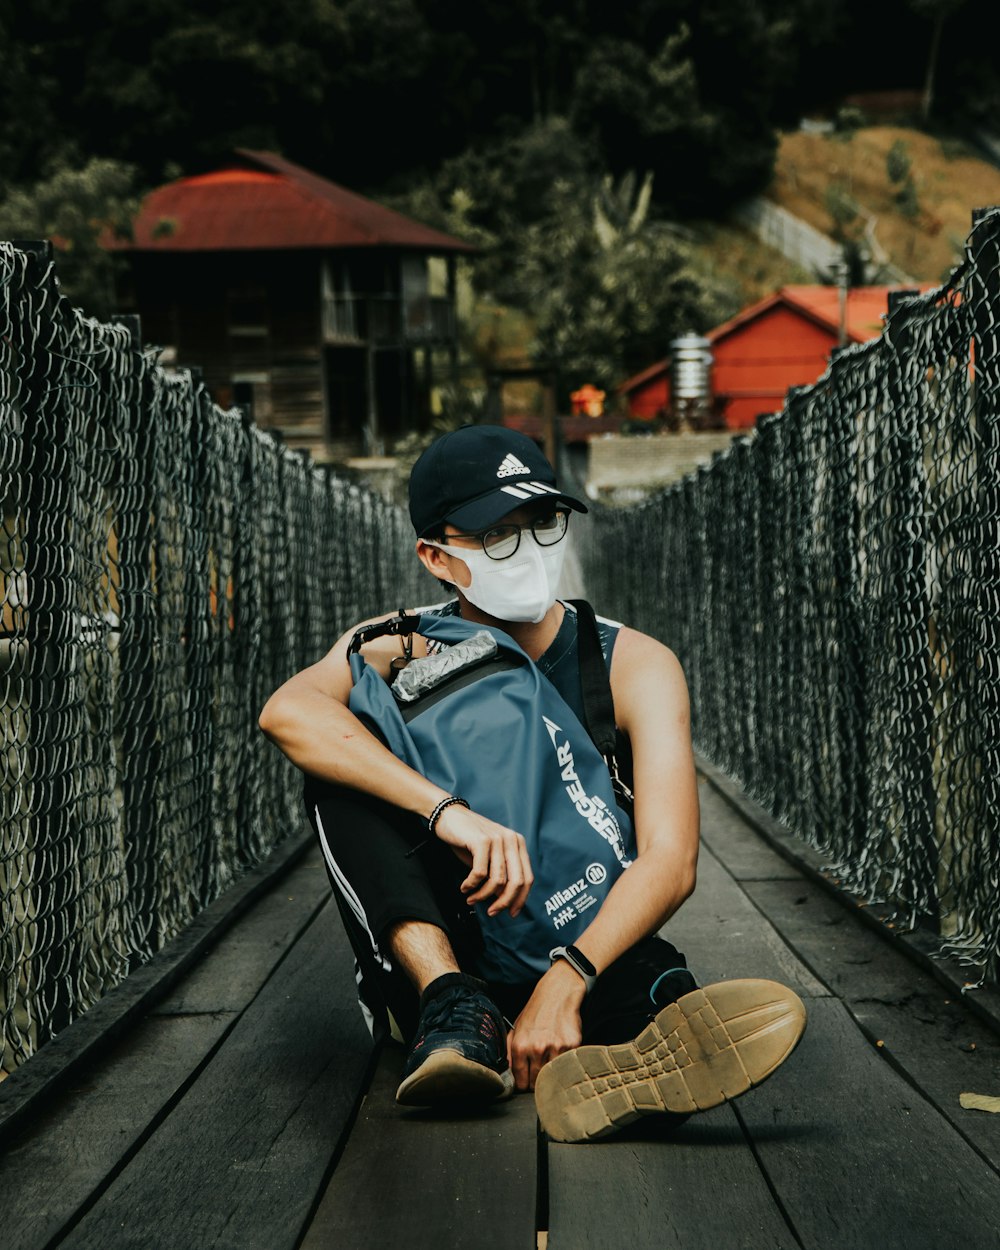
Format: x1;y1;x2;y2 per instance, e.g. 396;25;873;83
323;294;455;346
580;207;1000;981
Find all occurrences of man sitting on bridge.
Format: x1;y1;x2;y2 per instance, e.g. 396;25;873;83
259;424;805;1143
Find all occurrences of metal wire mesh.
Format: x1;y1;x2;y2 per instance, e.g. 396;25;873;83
0;244;429;1070
582;208;1000;978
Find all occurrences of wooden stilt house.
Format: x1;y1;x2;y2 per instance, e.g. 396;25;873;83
111;150;473;459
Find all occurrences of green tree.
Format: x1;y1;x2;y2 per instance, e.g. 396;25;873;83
0;0;349;182
0;6;60;183
509;173;736;388
387;117;598;292
568;4;817;215
0;158;138;316
886;140;919;219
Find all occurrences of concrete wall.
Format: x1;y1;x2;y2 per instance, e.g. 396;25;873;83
587;431;745;502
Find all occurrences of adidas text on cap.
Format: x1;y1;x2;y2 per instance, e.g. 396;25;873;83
408;425;588;537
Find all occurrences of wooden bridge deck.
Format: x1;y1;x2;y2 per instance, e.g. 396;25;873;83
5;773;1000;1250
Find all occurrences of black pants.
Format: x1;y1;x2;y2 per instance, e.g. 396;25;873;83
304;777;696;1045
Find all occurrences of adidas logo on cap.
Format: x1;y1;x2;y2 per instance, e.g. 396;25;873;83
496;453;530;478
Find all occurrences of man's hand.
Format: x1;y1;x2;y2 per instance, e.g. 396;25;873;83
508;962;586;1091
434;804;533;918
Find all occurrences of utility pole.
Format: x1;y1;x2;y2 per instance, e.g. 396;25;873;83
541;371;558;468
836;255;849;347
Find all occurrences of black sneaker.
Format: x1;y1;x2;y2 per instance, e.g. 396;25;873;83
396;972;514;1106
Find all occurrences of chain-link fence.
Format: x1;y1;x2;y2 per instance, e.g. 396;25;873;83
0;244;430;1071
582;207;1000;979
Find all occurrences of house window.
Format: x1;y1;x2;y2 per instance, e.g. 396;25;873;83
401;256;431;338
322;261;360;341
428;256;448;299
400;255;428;304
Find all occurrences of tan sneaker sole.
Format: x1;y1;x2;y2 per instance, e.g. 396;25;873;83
535;979;807;1143
396;1049;515;1106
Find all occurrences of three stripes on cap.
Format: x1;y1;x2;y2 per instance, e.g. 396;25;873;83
500;481;561;500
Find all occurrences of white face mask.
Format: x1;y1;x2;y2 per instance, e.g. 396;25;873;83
427;534;568;624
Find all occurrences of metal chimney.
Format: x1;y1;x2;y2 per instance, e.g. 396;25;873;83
670;332;713;429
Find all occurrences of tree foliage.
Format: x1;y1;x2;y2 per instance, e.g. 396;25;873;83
507;173;736;388
4;0;999;346
0;0;843;197
4;0;998;196
0;157;138;316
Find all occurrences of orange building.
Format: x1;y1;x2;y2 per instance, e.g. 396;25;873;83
619;285;931;431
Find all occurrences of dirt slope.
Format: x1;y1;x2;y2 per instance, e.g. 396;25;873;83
771;127;1000;283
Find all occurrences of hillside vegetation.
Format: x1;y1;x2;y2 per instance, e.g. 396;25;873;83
472;127;1000;402
770;127;1000;283
690;221;812;307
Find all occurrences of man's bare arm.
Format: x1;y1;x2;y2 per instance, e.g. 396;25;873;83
508;627;699;1088
566;627;699;962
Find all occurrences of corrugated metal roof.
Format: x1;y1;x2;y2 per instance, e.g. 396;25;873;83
114;149;474;253
779;284;933;343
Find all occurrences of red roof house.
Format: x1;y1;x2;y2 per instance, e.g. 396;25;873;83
620;285;932;431
112;150;474;458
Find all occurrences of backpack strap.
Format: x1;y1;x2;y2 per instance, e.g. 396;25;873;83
568;599;616;757
567;599;635;815
347;610;422;654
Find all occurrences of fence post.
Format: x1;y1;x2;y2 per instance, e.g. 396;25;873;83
109;313;162;960
754;411;786;813
17;243;77;1051
872;292;937;920
783;384;820;844
185;368;217;902
823;345;868;876
968;207;1000;976
232;407;262;862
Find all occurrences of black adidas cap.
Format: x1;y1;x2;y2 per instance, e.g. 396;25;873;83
408;425;588;537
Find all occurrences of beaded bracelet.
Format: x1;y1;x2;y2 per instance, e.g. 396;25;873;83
427;794;470;836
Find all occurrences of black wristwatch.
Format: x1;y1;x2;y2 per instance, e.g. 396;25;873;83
549;944;598;994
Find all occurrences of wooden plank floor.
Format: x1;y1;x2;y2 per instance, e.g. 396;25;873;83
5;775;1000;1249
302;1049;538;1250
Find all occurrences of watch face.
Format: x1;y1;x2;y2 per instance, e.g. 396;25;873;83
566;944;597;976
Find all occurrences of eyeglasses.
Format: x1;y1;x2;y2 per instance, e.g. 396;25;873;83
443;508;570;561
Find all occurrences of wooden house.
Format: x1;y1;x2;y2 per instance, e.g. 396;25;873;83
619;285;930;431
111;150;474;459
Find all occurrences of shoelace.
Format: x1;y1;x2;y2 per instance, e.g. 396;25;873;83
421;989;501;1043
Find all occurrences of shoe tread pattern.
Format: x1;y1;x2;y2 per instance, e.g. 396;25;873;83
535;980;806;1142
